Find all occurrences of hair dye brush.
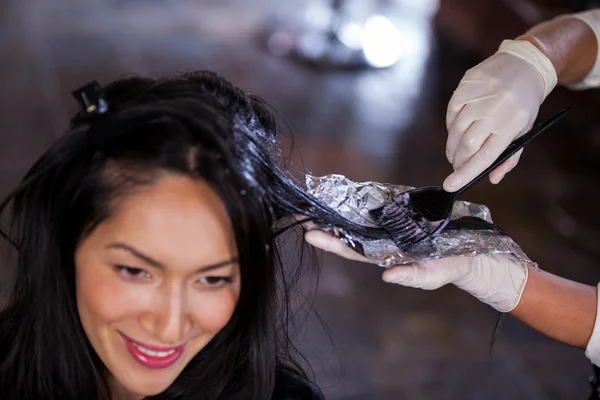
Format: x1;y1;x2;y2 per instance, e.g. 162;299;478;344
370;106;572;252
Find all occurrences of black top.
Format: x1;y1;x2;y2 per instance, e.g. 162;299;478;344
272;369;326;400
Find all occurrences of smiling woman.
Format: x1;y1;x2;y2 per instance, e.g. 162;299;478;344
0;72;386;400
75;176;241;393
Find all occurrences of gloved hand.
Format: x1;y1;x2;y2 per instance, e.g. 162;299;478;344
305;229;530;312
444;39;558;193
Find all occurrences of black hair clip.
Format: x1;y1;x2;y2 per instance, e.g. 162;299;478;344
71;80;109;125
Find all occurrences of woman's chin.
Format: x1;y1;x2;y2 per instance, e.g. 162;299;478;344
121;380;172;398
113;370;177;398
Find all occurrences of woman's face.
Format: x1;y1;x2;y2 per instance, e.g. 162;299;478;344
75;174;241;398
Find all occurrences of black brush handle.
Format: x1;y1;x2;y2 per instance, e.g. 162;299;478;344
453;106;573;198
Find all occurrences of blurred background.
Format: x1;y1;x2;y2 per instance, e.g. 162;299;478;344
2;0;600;398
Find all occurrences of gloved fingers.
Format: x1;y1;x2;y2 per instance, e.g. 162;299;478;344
294;214;318;229
443;133;513;192
445;73;488;132
382;260;458;290
446;95;464;138
381;263;431;288
451;119;493;170
488;118;532;185
488;149;523;184
304;229;371;263
447;95;525;167
446;101;472;164
446;94;497;164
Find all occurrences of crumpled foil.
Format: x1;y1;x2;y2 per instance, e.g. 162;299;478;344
306;174;534;267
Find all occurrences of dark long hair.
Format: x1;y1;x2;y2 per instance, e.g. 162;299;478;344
0;71;386;400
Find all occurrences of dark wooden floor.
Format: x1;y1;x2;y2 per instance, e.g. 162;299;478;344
2;0;600;398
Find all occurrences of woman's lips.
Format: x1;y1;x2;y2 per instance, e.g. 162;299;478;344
120;333;186;369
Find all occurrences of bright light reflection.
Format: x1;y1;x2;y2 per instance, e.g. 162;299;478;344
362;15;403;68
337;22;364;50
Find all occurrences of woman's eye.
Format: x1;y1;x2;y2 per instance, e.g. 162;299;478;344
199;276;233;288
115;266;151;280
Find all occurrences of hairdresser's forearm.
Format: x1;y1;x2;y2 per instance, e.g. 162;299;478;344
509;265;597;349
516;15;598;85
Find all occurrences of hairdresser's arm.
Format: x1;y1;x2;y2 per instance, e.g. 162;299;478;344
444;9;600;193
517;11;599;86
382;255;600;362
305;229;600;363
380;254;600;352
509;265;597;349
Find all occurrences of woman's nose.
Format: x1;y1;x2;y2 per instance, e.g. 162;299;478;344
139;286;193;345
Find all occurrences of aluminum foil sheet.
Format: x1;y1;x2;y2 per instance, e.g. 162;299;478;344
306;174;534;267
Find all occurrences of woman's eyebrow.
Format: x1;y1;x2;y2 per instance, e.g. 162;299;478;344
105;242;238;272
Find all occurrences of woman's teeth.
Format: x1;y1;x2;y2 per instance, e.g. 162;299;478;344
133;343;176;357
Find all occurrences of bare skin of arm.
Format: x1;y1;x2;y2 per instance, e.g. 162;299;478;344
516;15;598;85
507;14;599;349
509;265;597;349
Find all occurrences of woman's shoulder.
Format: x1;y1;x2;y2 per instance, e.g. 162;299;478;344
272;367;325;400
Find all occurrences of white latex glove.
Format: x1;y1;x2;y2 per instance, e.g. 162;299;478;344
444;39;558;193
305;229;530;312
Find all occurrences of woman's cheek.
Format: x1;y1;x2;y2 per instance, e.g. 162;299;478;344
191;288;240;332
77;265;146;321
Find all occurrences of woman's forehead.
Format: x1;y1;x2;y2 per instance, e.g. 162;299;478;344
85;174;238;269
